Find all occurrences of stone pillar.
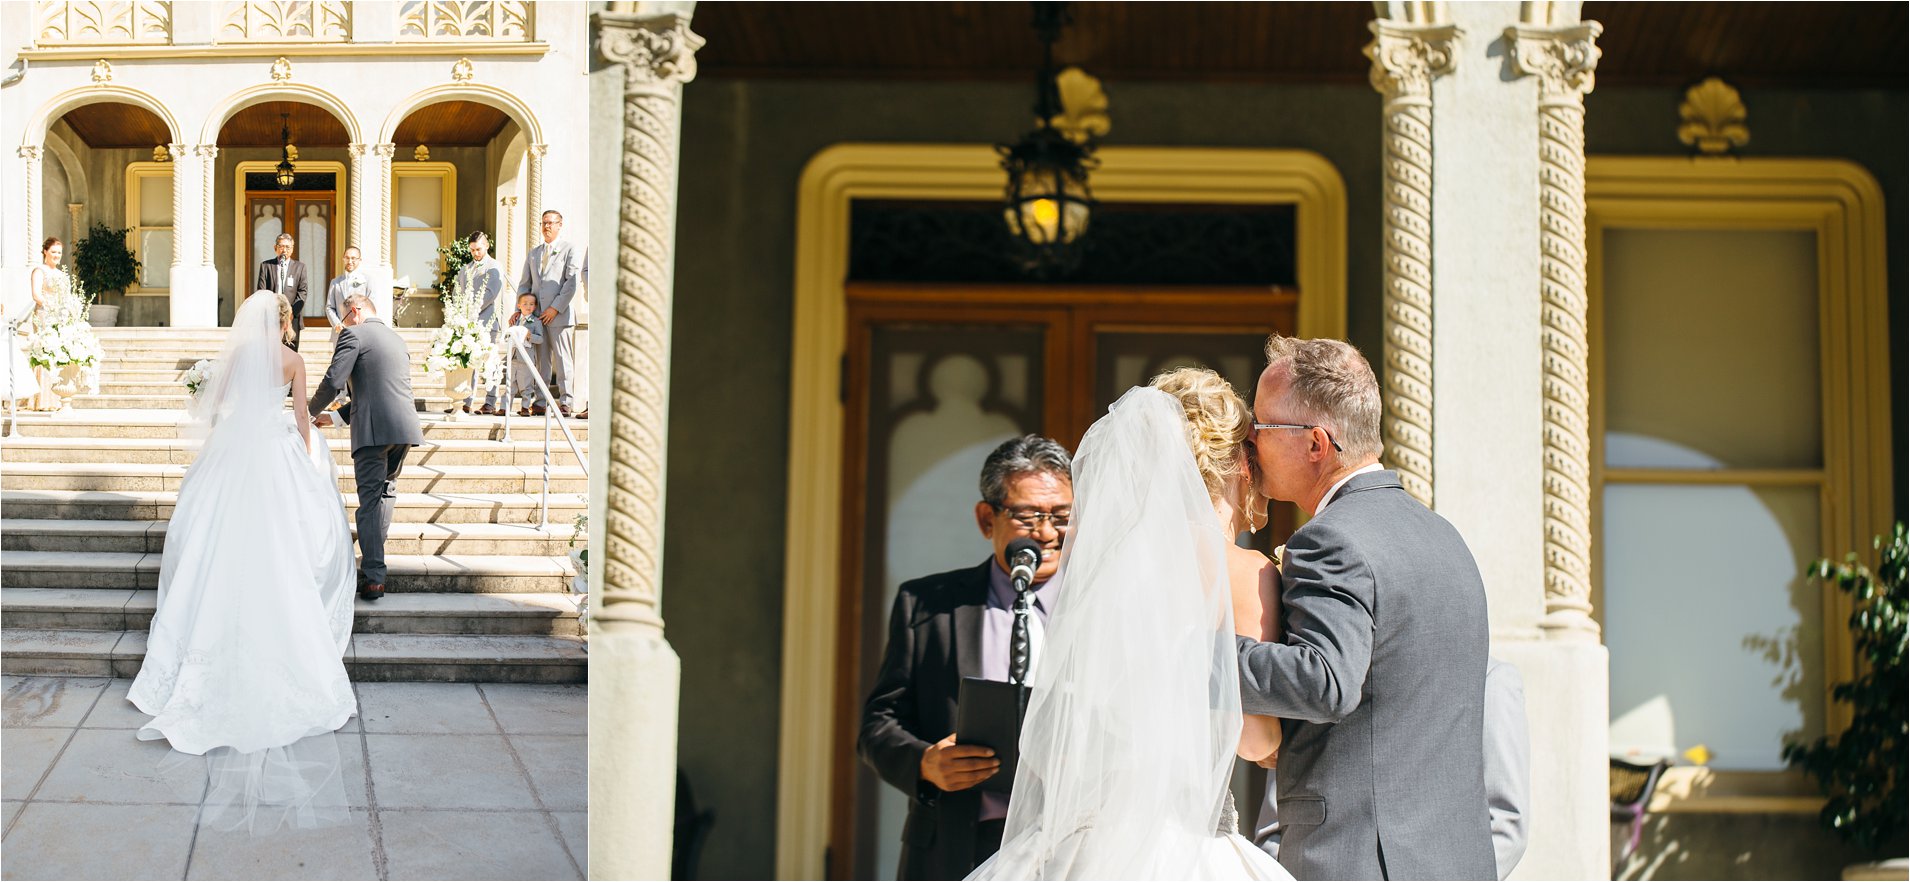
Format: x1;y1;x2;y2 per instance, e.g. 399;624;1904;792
370;143;397;317
20;146;42;264
526;144;548;252
592;5;702;879
348;143;369;254
66;204;83;266
166;144;219;327
1387;3;1609;878
499;195;518;275
1367;20;1457;508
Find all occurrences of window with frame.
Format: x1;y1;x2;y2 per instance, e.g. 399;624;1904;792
125;163;173;293
391;163;456;295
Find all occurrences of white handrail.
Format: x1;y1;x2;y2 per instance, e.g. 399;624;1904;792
489;326;587;528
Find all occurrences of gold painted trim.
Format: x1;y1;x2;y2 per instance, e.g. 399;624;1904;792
1601;469;1825;487
1587;156;1894;738
1644;767;1826;815
389;163;459;293
775;143;1347;880
19;43;550;62
123;162;172;296
230;160;349;312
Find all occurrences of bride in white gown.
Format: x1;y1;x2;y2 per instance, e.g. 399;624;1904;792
968;376;1293;881
127;289;358;832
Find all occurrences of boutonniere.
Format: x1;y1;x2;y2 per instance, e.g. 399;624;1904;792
350;277;364;291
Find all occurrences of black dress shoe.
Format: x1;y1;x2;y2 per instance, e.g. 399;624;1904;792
359;582;385;601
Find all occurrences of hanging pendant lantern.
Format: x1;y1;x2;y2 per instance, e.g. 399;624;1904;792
997;2;1098;277
275;112;297;189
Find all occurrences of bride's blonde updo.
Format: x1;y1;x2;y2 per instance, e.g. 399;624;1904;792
267;291;293;347
1148;367;1251;505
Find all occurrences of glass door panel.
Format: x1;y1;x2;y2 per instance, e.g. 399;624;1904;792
293;199;333;318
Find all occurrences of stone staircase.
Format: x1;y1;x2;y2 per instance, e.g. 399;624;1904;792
1;327;588;683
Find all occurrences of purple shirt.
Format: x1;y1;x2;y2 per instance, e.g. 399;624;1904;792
978;560;1058;822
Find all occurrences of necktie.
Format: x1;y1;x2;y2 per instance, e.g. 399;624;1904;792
277;260;286;294
541;247;555;279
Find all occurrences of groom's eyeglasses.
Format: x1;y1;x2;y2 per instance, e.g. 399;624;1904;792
997;507;1072;530
1253;422;1345;453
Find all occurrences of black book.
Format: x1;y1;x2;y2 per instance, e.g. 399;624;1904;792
955;676;1029;795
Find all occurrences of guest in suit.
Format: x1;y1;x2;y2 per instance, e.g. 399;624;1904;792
516;210;581;417
325;245;368;343
860;435;1074;880
1237;336;1497;880
310;293;425;601
452;231;506;415
255;233;310;350
1256;655;1531;879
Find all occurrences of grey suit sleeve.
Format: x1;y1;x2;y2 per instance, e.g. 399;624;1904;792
326;282;343;327
549;246;580;315
309;326;361;417
1236;520;1375;722
516;250;535;297
1484;658;1531;880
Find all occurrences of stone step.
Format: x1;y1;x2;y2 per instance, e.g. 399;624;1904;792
0;436;586;468
1;489;586;524
0;550;577;593
0;410;589;440
69;392;484;411
1;628;585;683
1;588;583;637
1;519;584;557
2;462;588;495
95;369;441;384
92;328;437;339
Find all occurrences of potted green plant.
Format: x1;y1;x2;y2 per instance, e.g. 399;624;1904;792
1783;522;1907;880
435;234;475;300
72;221;139;327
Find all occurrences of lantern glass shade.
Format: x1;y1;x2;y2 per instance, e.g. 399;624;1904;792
275;157;296;189
1004;166;1091;246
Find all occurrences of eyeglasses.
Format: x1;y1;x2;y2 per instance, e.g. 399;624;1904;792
994;506;1072;530
1252;422;1344;453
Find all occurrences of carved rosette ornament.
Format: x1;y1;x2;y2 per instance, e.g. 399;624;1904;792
196;145;218;264
92;59;114;83
1365;21;1456;509
596;11;704;631
1508;22;1602;641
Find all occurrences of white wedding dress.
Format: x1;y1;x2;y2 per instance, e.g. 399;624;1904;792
127;290;357;832
967;387;1292;881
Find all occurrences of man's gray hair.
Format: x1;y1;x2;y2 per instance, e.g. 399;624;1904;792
979;434;1072;507
1263;335;1384;462
275;233;295;245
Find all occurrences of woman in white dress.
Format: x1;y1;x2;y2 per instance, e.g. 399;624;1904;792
967;370;1292;881
22;238;69;411
127;289;358;832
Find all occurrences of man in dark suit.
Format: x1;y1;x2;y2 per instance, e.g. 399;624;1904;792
859;434;1073;880
310;293;424;601
255;232;310;350
1237;336;1496;880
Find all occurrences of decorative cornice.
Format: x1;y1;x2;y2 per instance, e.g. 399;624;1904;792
1506;22;1602;104
1366;21;1460;103
597;11;704;87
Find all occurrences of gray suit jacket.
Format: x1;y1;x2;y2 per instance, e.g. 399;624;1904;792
308;317;424;450
1256;656;1530;879
326;272;369;334
1237;469;1496;880
457;256;506;331
516;240;580;330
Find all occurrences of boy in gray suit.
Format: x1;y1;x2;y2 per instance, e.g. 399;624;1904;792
310;293;425;601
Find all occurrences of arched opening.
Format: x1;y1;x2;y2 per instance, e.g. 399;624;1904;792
215;100;352;327
385;97;525;325
41;101;172;325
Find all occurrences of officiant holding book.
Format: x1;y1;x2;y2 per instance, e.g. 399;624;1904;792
859;434;1073;880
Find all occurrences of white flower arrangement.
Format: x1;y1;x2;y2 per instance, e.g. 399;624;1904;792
27;319;102;370
425;277;495;373
183;359;216;396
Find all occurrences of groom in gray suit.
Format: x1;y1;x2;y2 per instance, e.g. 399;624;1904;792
1237;336;1495;880
309;293;425;601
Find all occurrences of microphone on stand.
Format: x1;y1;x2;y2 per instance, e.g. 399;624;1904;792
1006;537;1042;685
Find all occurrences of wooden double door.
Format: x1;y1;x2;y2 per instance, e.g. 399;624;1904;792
246;190;337;327
830;283;1298;879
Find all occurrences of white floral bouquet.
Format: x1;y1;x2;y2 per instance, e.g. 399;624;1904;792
183;359;216;396
425;276;497;373
27;319;102;370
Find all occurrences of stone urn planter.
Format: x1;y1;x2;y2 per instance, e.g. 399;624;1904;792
1845;859;1909;881
88;305;119;327
51;363;82;409
442;366;475;420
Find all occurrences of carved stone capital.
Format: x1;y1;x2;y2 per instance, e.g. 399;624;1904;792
371;143;396;158
347;143;368;158
527;143;549;158
597;11;704;87
1506;22;1602;104
17;145;41;161
194;144;218;160
167;143;188;162
1366;21;1460;103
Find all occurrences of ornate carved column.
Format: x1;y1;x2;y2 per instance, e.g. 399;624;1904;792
167;144;188;268
525;143;548;252
1508;22;1602;642
499;195;518;274
196;145;218;266
66;204;84;266
1366;21;1457;509
347;143;368;253
20;146;42;262
373;143;396;268
593;7;702;879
